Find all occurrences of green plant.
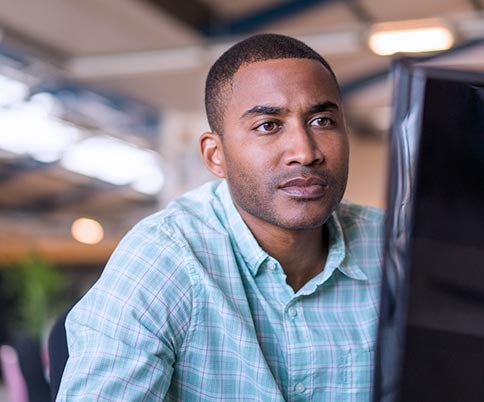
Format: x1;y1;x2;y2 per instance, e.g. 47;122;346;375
3;255;69;338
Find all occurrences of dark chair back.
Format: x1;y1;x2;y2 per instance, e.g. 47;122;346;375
47;310;70;401
7;334;51;402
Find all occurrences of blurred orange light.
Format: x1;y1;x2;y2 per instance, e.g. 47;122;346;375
71;217;104;245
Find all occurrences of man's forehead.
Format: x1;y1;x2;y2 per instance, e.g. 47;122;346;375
234;57;330;76
230;58;338;93
230;60;339;99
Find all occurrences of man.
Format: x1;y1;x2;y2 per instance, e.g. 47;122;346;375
57;33;383;401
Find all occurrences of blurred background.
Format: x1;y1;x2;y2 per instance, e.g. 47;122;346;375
0;0;482;400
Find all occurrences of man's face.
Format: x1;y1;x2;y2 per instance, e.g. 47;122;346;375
216;58;349;231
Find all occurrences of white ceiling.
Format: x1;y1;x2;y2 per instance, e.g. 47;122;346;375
1;0;482;112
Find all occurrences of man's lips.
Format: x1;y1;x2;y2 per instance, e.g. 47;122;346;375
278;176;327;198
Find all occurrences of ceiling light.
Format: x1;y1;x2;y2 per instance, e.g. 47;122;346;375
71;217;104;245
368;19;454;56
61;135;164;194
0;100;80;162
0;74;28;106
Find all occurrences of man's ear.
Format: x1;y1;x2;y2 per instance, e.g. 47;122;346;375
199;132;226;178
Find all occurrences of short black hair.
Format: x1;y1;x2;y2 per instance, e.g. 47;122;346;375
205;33;338;134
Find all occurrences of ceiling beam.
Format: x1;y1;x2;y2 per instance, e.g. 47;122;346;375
145;0;338;37
22;183;122;212
206;0;336;36
346;0;375;24
142;0;222;34
0;158;57;185
467;0;483;11
66;29;361;79
0;158;155;212
0;18;67;67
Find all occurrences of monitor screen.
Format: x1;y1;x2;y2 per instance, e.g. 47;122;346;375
373;61;484;402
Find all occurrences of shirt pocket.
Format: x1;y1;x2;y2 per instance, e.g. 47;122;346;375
346;344;374;400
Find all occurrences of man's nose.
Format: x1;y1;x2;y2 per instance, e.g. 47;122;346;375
283;124;324;166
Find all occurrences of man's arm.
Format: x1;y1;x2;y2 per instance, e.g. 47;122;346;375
56;219;195;401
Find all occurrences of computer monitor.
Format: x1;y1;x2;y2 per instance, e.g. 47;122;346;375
373;60;484;402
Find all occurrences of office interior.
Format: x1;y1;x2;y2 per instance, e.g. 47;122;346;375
0;0;483;401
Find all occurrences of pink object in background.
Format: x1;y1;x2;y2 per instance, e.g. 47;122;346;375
0;345;28;402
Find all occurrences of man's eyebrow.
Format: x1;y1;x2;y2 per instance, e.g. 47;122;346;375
240;101;339;120
241;105;285;119
308;101;339;114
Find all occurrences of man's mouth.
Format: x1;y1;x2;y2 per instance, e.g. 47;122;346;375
278;176;327;198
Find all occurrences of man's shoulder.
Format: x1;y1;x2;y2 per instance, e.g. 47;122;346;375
131;180;228;243
333;200;385;275
336;199;384;226
99;181;229;295
333;199;385;246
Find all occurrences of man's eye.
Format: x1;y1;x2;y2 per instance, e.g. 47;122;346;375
310;117;335;128
255;122;279;133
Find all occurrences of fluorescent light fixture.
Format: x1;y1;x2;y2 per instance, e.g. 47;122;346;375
0;74;28;106
368;19;454;56
0;100;80;162
61;135;164;194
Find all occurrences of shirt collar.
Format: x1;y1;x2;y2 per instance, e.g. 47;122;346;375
216;180;367;281
216;180;268;275
323;210;368;282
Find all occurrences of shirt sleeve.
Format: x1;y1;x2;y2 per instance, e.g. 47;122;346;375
56;218;196;401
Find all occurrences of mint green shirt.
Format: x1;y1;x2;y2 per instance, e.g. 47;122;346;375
58;180;384;401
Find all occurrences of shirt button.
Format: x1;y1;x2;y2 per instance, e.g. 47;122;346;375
288;306;297;317
268;261;277;271
295;383;306;393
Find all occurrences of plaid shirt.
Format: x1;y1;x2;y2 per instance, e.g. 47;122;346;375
58;180;384;402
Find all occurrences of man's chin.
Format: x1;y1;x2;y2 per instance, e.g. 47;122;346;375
272;212;333;231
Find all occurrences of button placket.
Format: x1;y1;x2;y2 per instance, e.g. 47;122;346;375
284;299;311;400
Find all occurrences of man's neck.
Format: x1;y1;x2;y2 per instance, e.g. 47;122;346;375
240;213;329;293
